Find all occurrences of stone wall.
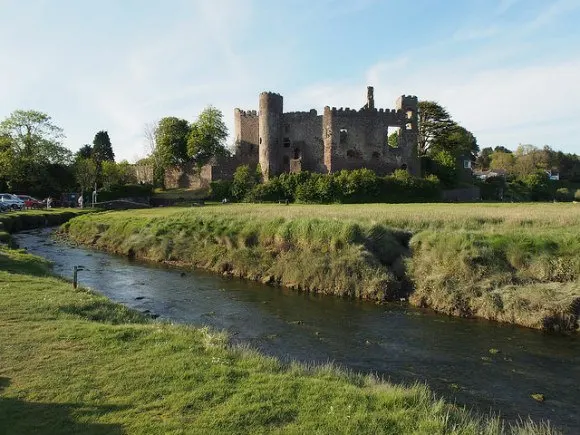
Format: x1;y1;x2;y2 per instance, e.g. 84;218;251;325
282;111;325;173
164;164;213;190
234;109;259;166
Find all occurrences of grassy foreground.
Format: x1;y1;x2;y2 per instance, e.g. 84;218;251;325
61;203;580;332
0;244;556;434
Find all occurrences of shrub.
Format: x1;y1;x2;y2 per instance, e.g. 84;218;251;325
555;187;572;202
247;179;285;202
98;184;153;201
575;189;580;201
231;165;256;201
209;180;232;200
478;176;506;201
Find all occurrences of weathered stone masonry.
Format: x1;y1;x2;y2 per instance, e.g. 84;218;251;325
159;87;419;188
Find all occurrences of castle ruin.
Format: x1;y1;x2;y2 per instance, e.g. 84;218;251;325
235;86;419;180
160;87;419;189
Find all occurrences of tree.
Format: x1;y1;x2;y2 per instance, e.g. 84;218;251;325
388;130;399;148
143;121;166;187
417;101;455;156
231;165;255;200
513;144;549;177
432;124;479;157
476;147;494;170
91;131;114;187
430;150;457;187
154;117;190;168
92;131;114;163
0;110;72;194
187;106;229;167
101;160;137;188
75;144;93;160
490;151;515;173
0;110;71;164
74;158;97;194
494;146;512;154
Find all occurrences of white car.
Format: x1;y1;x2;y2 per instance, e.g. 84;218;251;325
0;193;25;211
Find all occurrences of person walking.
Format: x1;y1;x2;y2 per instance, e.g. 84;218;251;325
78;194;84;209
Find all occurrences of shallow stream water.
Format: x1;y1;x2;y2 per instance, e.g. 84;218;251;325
15;229;580;432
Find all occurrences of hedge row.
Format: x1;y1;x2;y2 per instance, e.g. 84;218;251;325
211;168;442;204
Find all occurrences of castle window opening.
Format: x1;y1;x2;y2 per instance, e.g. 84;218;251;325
283;137;291;148
293;148;301;160
340;128;348;144
406;110;413;120
463;159;472;169
259;137;262;144
406;123;413;130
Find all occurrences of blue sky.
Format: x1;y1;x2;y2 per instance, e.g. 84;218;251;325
1;0;579;161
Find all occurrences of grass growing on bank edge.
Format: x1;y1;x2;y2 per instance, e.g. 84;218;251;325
0;208;94;235
0;245;557;434
61;203;580;332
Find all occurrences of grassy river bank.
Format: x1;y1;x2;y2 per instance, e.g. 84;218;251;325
0;210;556;433
61;203;580;332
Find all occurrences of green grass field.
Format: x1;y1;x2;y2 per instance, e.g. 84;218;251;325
61;203;580;332
0;243;558;434
89;202;580;230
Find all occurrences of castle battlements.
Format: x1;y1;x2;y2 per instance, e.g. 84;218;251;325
234;108;258;117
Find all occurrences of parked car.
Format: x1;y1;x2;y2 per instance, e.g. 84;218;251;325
17;195;45;209
0;193;25;211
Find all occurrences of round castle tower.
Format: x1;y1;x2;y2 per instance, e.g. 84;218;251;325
258;92;283;180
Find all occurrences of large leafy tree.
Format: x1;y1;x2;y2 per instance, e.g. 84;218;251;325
417;101;455;156
513;144;549;177
154;117;190;168
432;124;479;157
0;110;73;194
490;151;515;173
187;106;229;168
0;110;71;164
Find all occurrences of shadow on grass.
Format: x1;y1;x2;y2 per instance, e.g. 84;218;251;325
0;377;126;434
0;247;52;277
59;300;148;324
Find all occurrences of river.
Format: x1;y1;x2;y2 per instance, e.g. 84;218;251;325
14;229;580;432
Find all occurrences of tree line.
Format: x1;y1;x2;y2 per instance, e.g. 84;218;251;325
1;100;578;202
0;110;136;199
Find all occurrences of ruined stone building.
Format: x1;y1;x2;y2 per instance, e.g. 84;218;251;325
235;86;419;180
156;87;419;189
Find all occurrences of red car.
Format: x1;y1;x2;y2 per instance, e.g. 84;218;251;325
17;195;45;209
